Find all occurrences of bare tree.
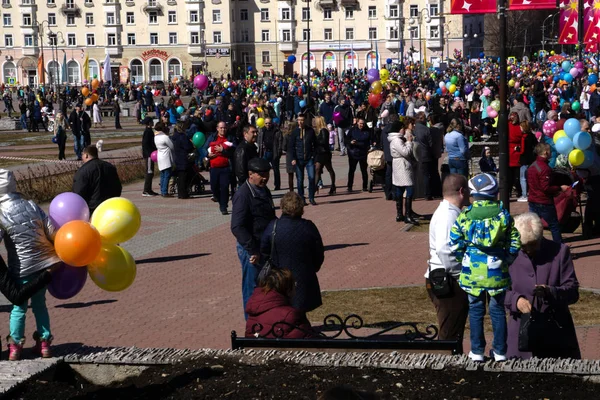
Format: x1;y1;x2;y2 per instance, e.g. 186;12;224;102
484;11;548;57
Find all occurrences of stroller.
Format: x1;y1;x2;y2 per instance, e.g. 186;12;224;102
169;162;209;197
367;148;386;193
542;167;583;234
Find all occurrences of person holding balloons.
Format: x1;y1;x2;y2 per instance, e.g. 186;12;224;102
0;170;61;360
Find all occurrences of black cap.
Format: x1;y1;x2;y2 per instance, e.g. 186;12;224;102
248;158;271;173
142;116;153;125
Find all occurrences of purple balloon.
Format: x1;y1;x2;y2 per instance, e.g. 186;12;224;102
570;67;579;78
367;68;380;84
49;192;89;228
575;61;584;69
48;263;88;300
333;111;343;124
464;83;473;94
194;75;209;91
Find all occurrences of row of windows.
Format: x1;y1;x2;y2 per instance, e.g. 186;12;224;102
253;25;439;42
0;0;96;5
2;31;203;47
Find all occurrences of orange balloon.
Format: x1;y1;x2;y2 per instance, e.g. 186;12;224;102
81;87;89;97
85;98;93;106
91;79;100;89
54;221;102;267
591;84;596;93
90;93;99;103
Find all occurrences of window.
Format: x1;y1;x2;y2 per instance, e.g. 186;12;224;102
410;5;418;17
107;33;116;46
261;51;270;64
345;28;354;40
302;29;310;41
409;27;418;39
302;7;310;20
130;59;143;83
24;34;33;46
369;27;377;40
168;59;181;78
213;31;222;43
2;13;10;26
106;12;115;25
88;60;99;81
66;0;74;7
260;8;269;21
86;33;95;45
261;30;269;41
67;60;79;84
150;32;158;44
345;8;353;19
282;29;291;42
48;61;59;81
212;10;221;23
389;27;398;39
126;12;134;24
241;51;249;63
389;5;398;18
368;6;376;18
48;13;56;25
1;0;9;6
169;32;177;44
149;11;157;24
48;34;57;46
168;11;176;24
47;0;55;4
127;33;136;45
323;8;332;19
66;14;75;25
3;61;16;84
22;0;32;4
281;8;290;20
240;9;248;20
190;31;199;44
149;59;162;80
148;0;157;5
4;34;13;47
429;4;438;16
23;14;32;26
429;26;439;38
240;29;249;42
324;28;332;40
189;10;198;23
84;0;92;4
86;13;94;25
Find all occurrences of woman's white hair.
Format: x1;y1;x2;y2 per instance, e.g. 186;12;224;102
514;212;544;245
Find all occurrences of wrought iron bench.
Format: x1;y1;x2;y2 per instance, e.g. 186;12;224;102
231;314;463;355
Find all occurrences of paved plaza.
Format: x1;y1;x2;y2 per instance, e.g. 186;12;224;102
1;150;600;358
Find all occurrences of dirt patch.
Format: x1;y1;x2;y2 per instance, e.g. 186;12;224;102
8;356;600;399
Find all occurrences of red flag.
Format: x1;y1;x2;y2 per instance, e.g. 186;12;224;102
584;0;600;51
37;54;45;85
559;0;579;45
509;0;556;10
450;0;496;14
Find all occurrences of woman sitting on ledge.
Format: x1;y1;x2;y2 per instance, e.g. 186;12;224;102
245;268;314;339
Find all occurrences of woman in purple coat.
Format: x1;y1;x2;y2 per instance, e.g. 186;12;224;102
505;212;581;359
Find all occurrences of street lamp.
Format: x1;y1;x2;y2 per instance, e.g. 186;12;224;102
443;22;450;65
34;20;52;88
541;12;559;56
47;30;64;110
408;8;431;74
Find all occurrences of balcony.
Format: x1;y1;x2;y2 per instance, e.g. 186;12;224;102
385;40;401;50
61;3;81;15
188;45;203;55
279;41;297;52
259;0;269;3
1;1;11;8
103;20;122;27
19;1;37;8
106;45;122;55
22;46;39;56
340;0;358;8
143;1;162;12
211;0;220;4
167;0;176;4
125;0;134;5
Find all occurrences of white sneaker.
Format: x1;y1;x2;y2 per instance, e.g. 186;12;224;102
490;350;507;362
517;197;528;202
468;351;484;362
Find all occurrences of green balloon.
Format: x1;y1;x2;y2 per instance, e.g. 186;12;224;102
572;101;581;112
451;76;458;84
246;88;252;95
192;132;206;148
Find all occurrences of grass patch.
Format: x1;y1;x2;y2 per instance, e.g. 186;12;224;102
308;286;600;334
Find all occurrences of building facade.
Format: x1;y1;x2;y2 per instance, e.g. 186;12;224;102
0;0;482;86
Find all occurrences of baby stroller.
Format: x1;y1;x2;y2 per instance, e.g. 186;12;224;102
169;162;209;196
367;148;386;193
542;167;583;234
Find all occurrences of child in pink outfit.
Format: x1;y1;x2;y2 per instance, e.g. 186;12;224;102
328;124;336;151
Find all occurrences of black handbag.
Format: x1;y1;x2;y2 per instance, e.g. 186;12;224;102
428;265;452;298
518;294;563;352
257;220;278;282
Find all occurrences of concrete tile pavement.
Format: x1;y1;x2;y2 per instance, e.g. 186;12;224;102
1;153;600;357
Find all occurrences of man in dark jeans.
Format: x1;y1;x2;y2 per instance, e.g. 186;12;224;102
289;114;317;205
141;117;158;196
258;118;283;191
414;112;435;200
527;142;569;243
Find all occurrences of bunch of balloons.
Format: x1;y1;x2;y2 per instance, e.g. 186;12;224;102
194;74;209;91
81;80;100;107
435;76;460;96
366;68;392;108
49;194;141;298
554;118;595;168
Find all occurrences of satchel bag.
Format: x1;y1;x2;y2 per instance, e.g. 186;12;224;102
428;265;452;298
518;295;563;352
257;220;278;282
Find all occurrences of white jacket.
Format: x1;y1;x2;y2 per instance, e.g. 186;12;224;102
154;132;174;171
425;199;462;279
388;131;414;187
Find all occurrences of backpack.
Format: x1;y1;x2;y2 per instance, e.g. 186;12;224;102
367;149;385;171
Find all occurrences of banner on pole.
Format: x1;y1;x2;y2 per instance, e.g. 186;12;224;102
584;0;600;52
559;0;579;45
450;0;496;14
508;0;556;10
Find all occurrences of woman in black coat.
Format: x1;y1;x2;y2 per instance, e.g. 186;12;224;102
260;192;325;313
171;121;195;199
313;116;336;195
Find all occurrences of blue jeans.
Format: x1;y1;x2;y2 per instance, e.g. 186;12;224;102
159;168;172;196
296;159;316;201
20;114;28;131
10;274;51;342
519;165;528;198
449;159;469;178
209;166;230;211
394;185;414;199
529;202;562;243
468;291;507;356
73;134;85;160
237;242;259;320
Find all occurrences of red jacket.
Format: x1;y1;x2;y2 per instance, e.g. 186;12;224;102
508;123;523;167
208;136;231;169
245;288;314;339
527;156;561;205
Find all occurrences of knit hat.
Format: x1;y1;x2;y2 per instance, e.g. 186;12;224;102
469;173;499;199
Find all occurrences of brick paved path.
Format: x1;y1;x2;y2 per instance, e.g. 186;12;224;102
1;152;600;357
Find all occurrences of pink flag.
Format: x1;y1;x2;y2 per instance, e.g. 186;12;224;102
559;0;579;45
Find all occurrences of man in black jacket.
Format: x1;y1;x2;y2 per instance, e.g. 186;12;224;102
68;104;86;160
234;125;259;186
257;118;283;190
289;114;317;205
73;146;122;214
141;117;158;196
230;158;276;318
414;112;435;200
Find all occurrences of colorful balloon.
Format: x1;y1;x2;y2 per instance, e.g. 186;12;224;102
572;101;581;112
54;221;102;267
84;98;93;106
379;68;390;83
91;79;100;89
88;244;136;292
370;81;383;94
491;100;501;112
580;149;595;168
49;192;90;228
48;263;88;300
333;111;343;124
488;110;498;118
194;74;209;91
192;131;206;148
449;84;456;94
150;150;158;163
553;130;568;143
573;131;592;150
368;93;383;108
562;60;572;72
81;87;89;97
287;55;296;64
589;74;599;85
256;118;265;128
556;136;574;155
90;197;141;245
451;76;458;84
366;69;380;84
564;118;581;138
175;99;183;107
569;149;585;167
542;120;557;137
176;106;185;114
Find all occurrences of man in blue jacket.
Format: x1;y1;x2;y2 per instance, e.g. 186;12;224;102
289;114;317;205
318;94;335;125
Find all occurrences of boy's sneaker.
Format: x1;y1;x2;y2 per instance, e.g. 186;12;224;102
468;351;484;362
517;197;528;202
7;336;23;361
33;332;52;358
142;192;153;197
490;350;507;362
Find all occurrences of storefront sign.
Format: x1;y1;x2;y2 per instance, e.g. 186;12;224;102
309;42;371;51
141;49;169;61
206;48;230;57
119;66;129;84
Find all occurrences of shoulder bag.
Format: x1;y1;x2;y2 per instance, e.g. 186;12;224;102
428;264;452;298
257;220;278;282
518;293;563;352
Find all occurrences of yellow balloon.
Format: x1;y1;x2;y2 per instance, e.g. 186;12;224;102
370;81;383;95
508;79;515;87
569;149;585;167
256;118;265;128
89;244;136;292
91;197;141;245
553;130;567;144
492;116;499;128
449;84;456;94
379;68;390;82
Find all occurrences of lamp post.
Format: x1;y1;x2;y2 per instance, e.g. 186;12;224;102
443;22;450;65
541;12;559;57
48;30;64;111
34;19;52;89
409;8;431;75
306;0;311;78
